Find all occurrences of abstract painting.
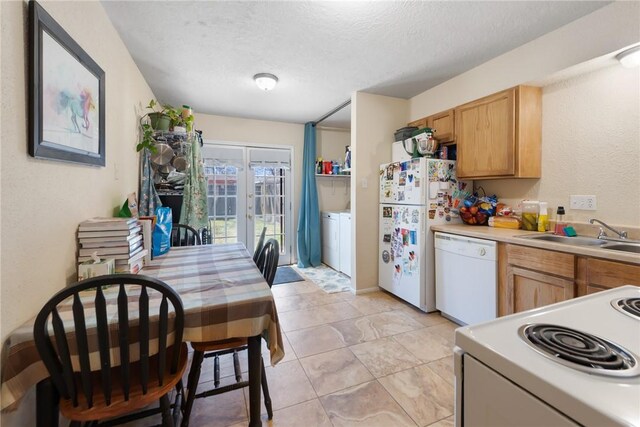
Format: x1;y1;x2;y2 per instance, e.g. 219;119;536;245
30;1;105;166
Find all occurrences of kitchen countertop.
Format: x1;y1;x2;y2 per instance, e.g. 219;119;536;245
431;224;640;265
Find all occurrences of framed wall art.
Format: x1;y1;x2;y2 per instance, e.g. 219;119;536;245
29;1;105;166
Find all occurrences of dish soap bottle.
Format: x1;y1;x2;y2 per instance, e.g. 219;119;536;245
554;206;567;235
538;202;549;232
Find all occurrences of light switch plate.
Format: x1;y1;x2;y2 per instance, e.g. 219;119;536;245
570;195;597;210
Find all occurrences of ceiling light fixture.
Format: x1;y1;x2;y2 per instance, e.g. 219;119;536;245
253;73;278;91
616;45;640;68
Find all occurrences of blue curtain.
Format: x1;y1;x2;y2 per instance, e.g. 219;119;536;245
138;148;161;216
297;122;322;267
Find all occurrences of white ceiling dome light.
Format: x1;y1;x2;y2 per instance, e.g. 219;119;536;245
253;73;278;91
616;45;640;68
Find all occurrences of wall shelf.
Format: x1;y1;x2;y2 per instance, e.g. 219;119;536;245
316;174;351;178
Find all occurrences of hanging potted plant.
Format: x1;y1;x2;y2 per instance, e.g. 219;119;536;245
145;99;171;131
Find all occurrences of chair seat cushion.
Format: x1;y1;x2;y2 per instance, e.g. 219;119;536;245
59;343;188;421
191;338;248;352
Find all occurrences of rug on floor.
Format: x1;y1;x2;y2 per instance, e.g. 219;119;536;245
272;266;305;285
291;264;352;293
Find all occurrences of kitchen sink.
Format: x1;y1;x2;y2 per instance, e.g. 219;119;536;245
601;244;640;254
518;234;607;246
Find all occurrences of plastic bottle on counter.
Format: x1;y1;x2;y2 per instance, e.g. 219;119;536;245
537;202;549;232
554;206;567;235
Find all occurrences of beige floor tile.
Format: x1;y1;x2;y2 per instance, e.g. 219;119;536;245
398;307;451;328
243;359;317;412
342;291;408;315
275;290;344;313
183;386;248;427
278;302;362;332
426;415;455;427
378;365;454;426
393;327;453;363
349;337;421;377
271;280;319;298
425;356;455;386
229;399;332;427
319;380;417;427
287;324;347;358
299;348;374;396
426;322;458;346
331;311;424;346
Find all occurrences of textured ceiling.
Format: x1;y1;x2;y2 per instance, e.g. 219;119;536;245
101;1;608;128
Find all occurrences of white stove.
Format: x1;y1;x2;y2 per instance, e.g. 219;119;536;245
454;285;640;427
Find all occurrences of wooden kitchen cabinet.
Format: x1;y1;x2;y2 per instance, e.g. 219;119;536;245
455;86;541;179
500;244;575;315
407;109;455;142
576;257;640;296
428;109;455;142
408;117;428;129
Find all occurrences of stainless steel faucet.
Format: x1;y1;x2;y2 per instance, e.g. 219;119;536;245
589;218;628;240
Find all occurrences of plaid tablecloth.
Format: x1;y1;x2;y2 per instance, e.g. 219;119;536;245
0;243;284;411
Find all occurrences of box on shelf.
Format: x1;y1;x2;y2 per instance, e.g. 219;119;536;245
78;257;115;281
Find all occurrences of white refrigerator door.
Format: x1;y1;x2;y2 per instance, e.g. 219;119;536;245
378;204;426;311
379;158;427;205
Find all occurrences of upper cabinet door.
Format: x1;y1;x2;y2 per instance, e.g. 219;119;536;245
456;89;516;178
428;109;455;143
455;86;541;179
408;117;428;129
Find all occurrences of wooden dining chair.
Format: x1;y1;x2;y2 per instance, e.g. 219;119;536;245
171;224;201;247
181;239;280;427
199;227;212;245
252;226;267;263
33;274;188;427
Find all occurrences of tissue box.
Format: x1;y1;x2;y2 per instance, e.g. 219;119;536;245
78;258;115;281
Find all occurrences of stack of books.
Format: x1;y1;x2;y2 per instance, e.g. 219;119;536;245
78;218;148;274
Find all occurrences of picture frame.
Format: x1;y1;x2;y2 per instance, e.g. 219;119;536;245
29;1;105;166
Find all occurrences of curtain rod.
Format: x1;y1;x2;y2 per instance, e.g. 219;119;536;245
312;99;351;126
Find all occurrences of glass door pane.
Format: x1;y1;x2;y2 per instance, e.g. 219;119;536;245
201;146;247;246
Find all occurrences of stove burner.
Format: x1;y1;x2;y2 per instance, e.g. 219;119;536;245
612;298;640;319
519;324;639;377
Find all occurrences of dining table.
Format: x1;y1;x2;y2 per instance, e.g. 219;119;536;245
0;242;284;427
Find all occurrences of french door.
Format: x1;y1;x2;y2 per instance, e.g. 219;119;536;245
201;144;292;265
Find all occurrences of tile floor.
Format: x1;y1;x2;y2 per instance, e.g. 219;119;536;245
128;279;458;427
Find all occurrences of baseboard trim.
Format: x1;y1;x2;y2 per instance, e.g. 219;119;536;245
354;286;380;295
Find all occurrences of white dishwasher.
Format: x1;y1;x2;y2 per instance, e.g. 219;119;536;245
434;232;497;325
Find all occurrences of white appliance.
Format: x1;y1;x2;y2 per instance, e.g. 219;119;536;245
434;232;497;325
321;211;340;269
378;158;471;312
339;212;351;277
392;141;411;162
454;286;640;427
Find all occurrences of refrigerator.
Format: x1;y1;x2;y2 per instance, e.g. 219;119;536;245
378;158;471;312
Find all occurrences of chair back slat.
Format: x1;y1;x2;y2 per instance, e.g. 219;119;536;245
33;275;184;411
72;294;94;408
171;224;201;247
139;285;150;394
256;239;280;287
157;295;168;386
117;284;131;401
253;227;267;263
94;286;112;405
51;308;75;404
199;227;211;245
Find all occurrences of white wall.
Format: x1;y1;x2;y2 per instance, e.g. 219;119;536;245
351;92;408;292
316;127;351;212
409;1;640;119
407;1;640;227
1;0;155;424
479;64;640;227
